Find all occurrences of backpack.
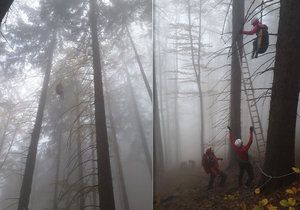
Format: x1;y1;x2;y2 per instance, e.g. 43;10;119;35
257;24;269;54
202;153;218;174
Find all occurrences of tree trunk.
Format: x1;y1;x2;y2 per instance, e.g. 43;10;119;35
187;0;205;157
262;0;300;192
88;0;115;209
123;64;152;176
75;92;85;210
89;114;98;210
18;31;57;210
52;112;63;210
153;1;164;196
174;18;181;165
156;13;169;166
106;94;130;210
229;0;244;166
0;0;14;25
126;26;152;101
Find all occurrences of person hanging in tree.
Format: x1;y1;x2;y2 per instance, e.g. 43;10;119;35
227;126;254;187
202;147;227;190
56;82;64;99
241;17;269;58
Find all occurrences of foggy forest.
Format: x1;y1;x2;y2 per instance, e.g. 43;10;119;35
0;0;152;209
0;0;300;210
154;0;300;209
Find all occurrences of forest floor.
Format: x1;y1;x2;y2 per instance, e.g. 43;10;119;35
154;166;300;210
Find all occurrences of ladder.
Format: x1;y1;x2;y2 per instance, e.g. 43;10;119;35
235;41;266;163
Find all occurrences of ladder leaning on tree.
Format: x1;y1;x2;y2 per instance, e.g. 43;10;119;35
235;41;266;164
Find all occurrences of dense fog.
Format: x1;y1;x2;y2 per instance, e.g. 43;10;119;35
0;0;152;209
155;0;300;169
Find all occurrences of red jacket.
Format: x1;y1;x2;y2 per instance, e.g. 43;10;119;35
242;21;267;35
202;148;222;176
229;131;253;162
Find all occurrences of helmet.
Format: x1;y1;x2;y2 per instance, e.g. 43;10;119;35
251;18;259;26
234;139;243;147
205;147;213;155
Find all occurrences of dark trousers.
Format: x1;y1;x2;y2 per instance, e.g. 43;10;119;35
252;37;258;58
238;161;254;186
208;171;227;189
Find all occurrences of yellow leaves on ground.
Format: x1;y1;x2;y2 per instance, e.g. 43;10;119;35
292;167;300;174
280;197;296;207
259;198;269;206
288;198;296;206
255;188;261;194
286;187;298;194
253;198;272;210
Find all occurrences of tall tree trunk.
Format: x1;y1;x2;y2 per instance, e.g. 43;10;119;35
75;92;85;210
229;0;244;166
156;12;169;166
262;0;300;192
187;0;204;157
126;26;152;101
123;65;152;176
17;31;56;210
153;0;164;196
89;113;98;210
106;94;130;210
174;20;181;166
88;0;115;209
53;113;63;210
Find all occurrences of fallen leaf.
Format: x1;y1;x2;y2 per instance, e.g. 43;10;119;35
288;198;296;206
286;189;295;194
255;188;261;194
280;199;289;207
261;198;269;206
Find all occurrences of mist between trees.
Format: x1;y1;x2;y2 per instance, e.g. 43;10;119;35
0;0;152;209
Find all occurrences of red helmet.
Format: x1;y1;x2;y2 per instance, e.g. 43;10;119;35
251;18;259;26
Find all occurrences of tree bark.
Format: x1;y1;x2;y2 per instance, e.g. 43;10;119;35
75;92;85;210
262;0;300;192
18;31;57;210
88;0;116;209
174;17;181;165
126;26;152;101
123;64;152;176
229;0;244;166
0;0;14;25
106;94;130;210
89;114;98;210
52;112;63;210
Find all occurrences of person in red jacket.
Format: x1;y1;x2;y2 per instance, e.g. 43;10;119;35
202;148;227;190
227;126;254;187
241;18;269;58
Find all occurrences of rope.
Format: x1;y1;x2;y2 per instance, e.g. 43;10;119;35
254;161;296;189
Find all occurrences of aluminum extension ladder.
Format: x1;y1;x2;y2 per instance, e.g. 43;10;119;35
235;41;266;163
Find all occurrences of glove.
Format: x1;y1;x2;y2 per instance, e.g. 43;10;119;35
227;126;232;131
250;126;254;132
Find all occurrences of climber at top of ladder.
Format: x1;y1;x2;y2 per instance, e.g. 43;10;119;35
240;17;269;59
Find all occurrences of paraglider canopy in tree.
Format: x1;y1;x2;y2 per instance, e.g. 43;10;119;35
0;0;14;25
